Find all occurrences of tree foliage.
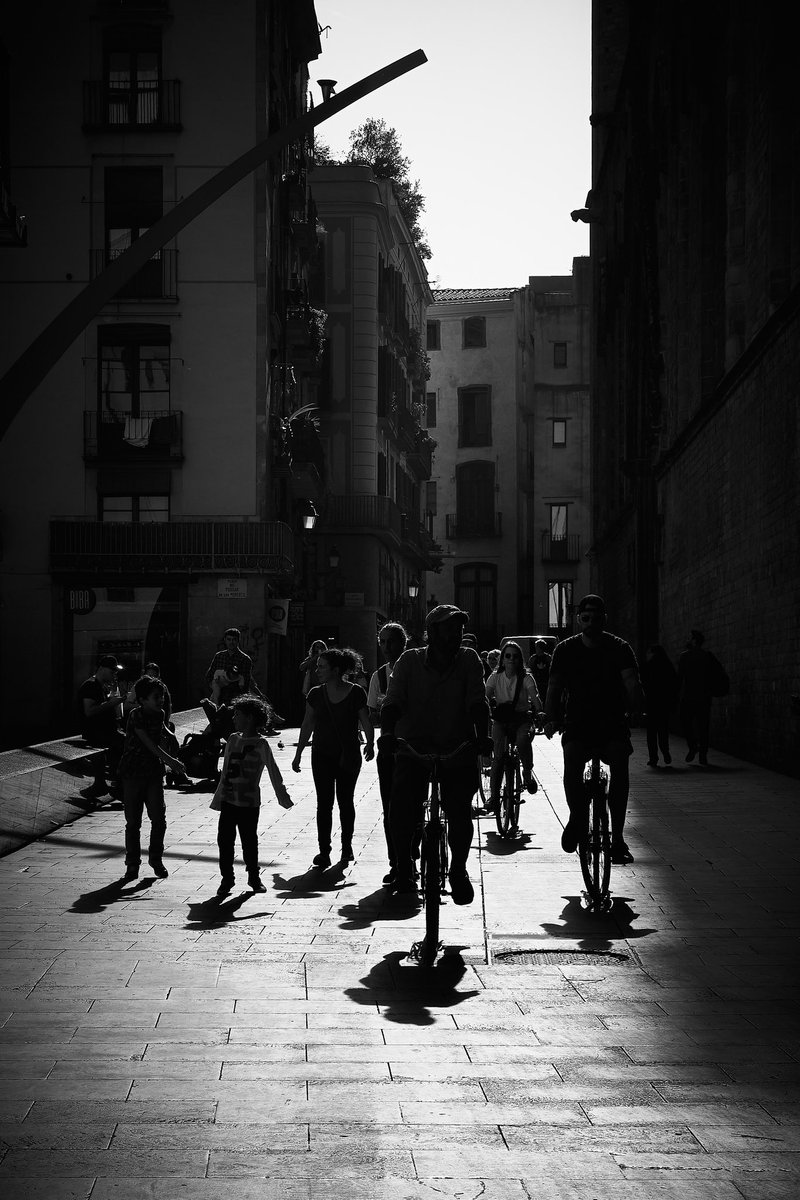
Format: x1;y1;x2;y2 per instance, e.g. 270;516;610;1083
315;118;431;260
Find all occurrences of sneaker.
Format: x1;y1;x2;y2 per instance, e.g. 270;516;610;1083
312;852;331;870
611;840;634;864
663;753;672;765
217;877;234;896
525;776;538;794
340;845;354;863
647;759;659;767
685;747;697;762
448;870;474;906
392;877;419;900
248;875;267;893
149;861;169;879
122;866;139;883
561;820;580;854
382;869;397;887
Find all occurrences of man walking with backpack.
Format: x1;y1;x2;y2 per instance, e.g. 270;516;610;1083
677;630;729;766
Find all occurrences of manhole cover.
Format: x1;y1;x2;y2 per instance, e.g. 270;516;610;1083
493;949;631;966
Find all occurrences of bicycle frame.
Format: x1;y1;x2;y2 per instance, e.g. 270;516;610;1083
496;727;522;838
395;739;473;966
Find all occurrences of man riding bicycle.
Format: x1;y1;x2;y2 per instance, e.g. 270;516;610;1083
543;594;644;864
379;605;492;904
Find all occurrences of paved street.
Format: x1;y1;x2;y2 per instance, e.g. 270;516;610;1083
1;723;798;1199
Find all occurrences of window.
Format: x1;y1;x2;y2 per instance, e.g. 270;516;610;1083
425;479;437;514
101;495;169;523
456;461;495;535
426;321;441;350
98;325;170;416
458;386;491;447
104;24;162;126
548;580;573;630
455;563;497;645
425;391;437;428
463;316;486;348
550;504;568;539
553;342;567;368
377;451;387;496
104;166;163;297
552;419;567;446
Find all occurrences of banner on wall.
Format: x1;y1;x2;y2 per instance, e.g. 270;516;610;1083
265;599;290;636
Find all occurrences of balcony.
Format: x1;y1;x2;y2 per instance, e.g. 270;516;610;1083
406;431;434;478
397;403;419;452
91;247;178;301
84;410;183;463
50;521;294;576
446;513;503;539
82;79;182;132
541;533;581;562
322;494;403;540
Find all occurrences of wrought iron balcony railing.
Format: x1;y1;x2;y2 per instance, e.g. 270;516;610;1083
83;410;183;462
445;512;503;539
50;520;294;575
82;79;182;131
540;533;581;562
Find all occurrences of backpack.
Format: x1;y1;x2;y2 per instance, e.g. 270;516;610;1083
707;653;730;698
178;732;221;779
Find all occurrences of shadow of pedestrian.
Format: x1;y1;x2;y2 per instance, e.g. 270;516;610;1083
185;892;254;927
344;947;481;1026
337;886;418;930
539;895;657;950
70;875;155;913
272;862;352;898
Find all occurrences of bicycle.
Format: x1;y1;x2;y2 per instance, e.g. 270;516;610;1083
491;721;524;838
394;738;473;967
578;750;613;913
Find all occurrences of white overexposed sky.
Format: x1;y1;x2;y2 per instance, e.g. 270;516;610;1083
309;0;592;288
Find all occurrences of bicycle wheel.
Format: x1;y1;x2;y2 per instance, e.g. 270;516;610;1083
579;784;611;905
421;819;442;964
496;753;516;837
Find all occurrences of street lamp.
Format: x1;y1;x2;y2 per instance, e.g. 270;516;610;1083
408;576;420;600
296;498;318;531
328;545;340;569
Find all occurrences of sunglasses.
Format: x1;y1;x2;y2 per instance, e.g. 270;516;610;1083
503;653;521;659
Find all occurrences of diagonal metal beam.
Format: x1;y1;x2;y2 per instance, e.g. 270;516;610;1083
0;49;427;440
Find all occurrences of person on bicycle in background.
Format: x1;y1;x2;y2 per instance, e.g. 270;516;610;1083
484;641;542;811
543;594;644;864
379;605;492;904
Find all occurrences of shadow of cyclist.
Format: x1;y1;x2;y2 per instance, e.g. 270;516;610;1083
539;895;657;950
344;946;480;1026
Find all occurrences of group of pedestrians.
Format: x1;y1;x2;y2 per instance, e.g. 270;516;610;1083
641;630;729;768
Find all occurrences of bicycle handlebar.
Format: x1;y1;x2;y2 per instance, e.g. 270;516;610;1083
394;738;475;763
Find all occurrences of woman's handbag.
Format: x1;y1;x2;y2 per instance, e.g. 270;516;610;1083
493;674;524;725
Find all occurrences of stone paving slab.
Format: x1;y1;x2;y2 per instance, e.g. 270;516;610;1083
0;728;798;1197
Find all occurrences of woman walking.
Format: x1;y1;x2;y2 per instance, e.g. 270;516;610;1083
292;648;374;868
299;640;328;698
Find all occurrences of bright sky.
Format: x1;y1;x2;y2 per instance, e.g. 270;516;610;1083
310;0;591;288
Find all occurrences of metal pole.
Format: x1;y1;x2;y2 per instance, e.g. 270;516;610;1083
0;50;427;440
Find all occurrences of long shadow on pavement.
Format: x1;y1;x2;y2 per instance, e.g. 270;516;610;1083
272;863;354;898
481;830;537;857
344;946;481;1025
337;886;421;930
539;895;658;952
70;875;155;913
185;892;259;927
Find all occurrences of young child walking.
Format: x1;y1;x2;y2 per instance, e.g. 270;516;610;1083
211;696;293;895
118;675;185;882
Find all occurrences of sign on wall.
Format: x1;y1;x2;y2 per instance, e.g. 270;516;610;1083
265;599;290;636
218;578;247;599
67;587;96;615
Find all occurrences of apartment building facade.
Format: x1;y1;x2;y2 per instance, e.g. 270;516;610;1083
305;165;439;659
0;0;322;746
425;263;590;648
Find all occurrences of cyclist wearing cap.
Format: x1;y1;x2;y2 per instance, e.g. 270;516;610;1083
378;604;492;904
543;594;644;864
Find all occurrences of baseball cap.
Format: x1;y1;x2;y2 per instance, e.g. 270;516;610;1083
576;594;606;615
98;654;123;670
425;604;469;629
